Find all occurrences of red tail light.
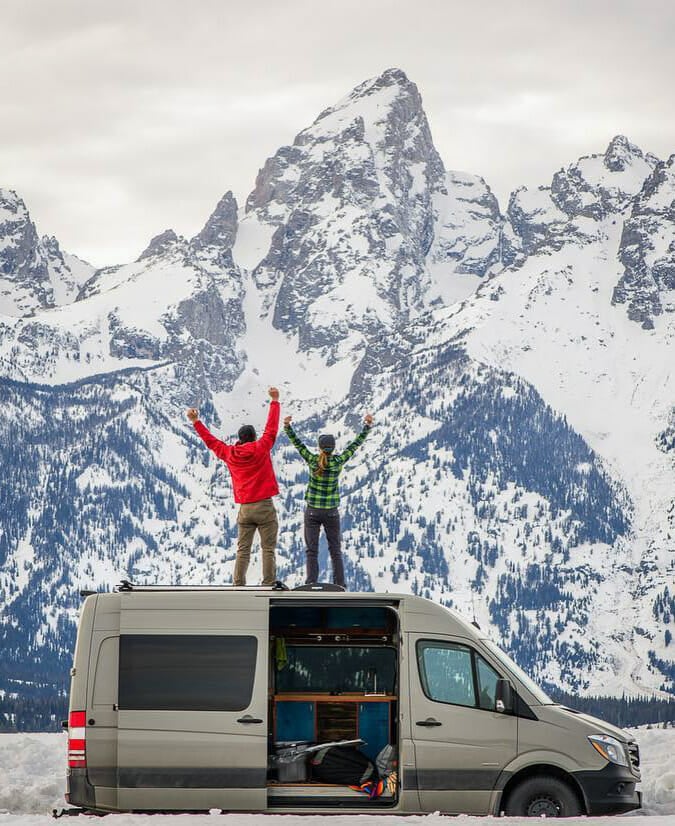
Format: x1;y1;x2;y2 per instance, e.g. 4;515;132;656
68;710;86;768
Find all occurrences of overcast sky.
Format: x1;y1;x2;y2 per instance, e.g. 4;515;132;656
1;0;673;266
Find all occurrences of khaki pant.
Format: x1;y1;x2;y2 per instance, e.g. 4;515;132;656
234;498;278;586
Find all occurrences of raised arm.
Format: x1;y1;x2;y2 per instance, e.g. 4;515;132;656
283;417;314;463
335;414;373;466
187;409;231;462
257;387;281;452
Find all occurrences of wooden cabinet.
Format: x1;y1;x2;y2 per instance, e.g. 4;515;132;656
273;694;394;760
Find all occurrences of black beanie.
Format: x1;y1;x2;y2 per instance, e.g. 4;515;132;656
318;434;336;452
238;425;257;444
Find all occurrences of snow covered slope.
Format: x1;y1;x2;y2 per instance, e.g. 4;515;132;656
0;69;673;704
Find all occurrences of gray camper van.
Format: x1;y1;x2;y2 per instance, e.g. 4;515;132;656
65;585;641;816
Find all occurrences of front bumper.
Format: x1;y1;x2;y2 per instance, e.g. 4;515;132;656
573;763;641;815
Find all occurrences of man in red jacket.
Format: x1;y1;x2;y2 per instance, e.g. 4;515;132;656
187;387;281;586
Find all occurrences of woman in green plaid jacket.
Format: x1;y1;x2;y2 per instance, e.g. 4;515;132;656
283;413;373;588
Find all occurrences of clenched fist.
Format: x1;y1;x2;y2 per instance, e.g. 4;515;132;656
364;413;374;426
283;415;292;427
186;408;199;423
268;387;280;401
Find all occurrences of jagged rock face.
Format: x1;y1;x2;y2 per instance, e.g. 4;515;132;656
502;186;569;266
138;229;180;261
0;189;51;315
551;136;656;220
0;190;93;316
427;171;502;282
191;191;238;263
504;137;658;268
241;68;446;357
612;156;675;329
0;190;55;316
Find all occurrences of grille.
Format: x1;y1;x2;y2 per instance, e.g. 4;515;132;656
627;741;640;774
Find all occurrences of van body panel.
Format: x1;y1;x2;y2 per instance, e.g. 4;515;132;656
502;747;586;777
69;595;98;712
116;595;269;811
518;711;619;772
91;787;117;811
408;631;517;815
85;594;121;794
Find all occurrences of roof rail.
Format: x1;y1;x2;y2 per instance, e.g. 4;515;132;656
293;583;346;592
115;580;291;593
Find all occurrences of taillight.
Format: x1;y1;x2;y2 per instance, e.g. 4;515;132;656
68;710;86;768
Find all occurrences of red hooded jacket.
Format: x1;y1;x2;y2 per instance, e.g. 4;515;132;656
193;401;280;504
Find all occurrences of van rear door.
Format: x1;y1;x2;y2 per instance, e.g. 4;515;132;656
116;592;269;811
408;632;517;815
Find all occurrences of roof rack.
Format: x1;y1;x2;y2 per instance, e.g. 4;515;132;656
115;580;291;593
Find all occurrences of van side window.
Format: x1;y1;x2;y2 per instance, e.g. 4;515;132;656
417;641;476;707
119;635;257;712
475;654;500;710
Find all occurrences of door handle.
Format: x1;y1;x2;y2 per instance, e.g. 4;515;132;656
416;717;442;727
237;714;263;724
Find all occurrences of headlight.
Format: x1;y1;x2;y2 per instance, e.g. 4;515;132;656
588;734;629;767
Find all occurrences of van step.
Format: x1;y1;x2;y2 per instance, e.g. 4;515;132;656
52;808;93;818
268;783;393;799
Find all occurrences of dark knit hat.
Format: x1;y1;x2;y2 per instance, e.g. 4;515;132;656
238;424;257;444
318;433;335;452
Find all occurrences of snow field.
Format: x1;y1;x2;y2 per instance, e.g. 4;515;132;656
0;728;673;820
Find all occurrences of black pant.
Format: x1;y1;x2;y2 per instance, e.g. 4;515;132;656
304;506;345;587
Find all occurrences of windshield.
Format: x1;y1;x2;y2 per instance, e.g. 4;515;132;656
482;640;553;705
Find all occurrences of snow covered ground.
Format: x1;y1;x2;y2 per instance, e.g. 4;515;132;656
0;728;673;823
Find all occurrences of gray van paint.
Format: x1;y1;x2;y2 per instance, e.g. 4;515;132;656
67;589;641;816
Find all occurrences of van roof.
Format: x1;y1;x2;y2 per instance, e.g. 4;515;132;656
90;585;481;638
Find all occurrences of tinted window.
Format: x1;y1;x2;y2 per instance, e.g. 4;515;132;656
275;646;396;694
417;641;476;707
476;654;500;710
119;635;257;711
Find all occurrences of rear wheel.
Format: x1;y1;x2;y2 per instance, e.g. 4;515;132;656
505;775;582;818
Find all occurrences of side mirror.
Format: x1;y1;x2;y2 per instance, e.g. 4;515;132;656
495;678;514;713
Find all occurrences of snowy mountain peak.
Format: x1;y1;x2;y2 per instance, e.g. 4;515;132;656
0;188;93;315
238;68;447;359
0;187;30;229
138;228;181;261
550;136;656;221
604;134;647;171
503;138;660;268
307;66;419;138
191;191;238;252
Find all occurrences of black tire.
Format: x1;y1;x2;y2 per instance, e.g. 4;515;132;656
505;775;582;818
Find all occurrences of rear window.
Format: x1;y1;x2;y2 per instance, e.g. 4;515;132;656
275;645;396;694
119;634;257;711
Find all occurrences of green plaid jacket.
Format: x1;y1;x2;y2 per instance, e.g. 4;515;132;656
284;423;371;509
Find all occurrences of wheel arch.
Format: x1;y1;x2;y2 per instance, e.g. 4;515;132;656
497;763;587;815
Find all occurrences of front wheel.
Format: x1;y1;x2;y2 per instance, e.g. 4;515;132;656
505;776;582;818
